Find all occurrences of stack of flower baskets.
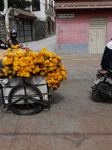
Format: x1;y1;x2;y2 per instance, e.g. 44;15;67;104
0;45;67;93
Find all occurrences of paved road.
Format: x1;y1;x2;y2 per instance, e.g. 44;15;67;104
1;59;112;149
21;35;57;53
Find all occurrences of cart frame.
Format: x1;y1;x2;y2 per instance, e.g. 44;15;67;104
0;76;52;115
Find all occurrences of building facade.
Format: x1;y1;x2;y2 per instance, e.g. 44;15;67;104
54;0;112;53
29;0;56;40
0;8;37;43
0;0;56;43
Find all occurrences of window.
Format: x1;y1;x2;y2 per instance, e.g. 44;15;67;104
32;0;40;11
45;0;47;10
16;19;32;42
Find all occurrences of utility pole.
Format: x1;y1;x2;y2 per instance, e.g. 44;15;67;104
4;0;10;41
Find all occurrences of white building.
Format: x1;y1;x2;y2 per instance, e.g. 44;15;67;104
28;0;56;38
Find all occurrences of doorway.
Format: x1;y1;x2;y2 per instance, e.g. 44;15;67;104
89;17;107;53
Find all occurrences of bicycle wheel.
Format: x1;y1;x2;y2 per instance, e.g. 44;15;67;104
8;83;43;115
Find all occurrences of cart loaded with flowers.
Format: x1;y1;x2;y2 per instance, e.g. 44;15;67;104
0;45;67;115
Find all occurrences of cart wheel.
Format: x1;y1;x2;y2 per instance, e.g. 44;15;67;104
8;83;43;115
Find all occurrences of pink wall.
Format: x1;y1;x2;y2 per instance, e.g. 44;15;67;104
55;0;112;2
56;9;112;44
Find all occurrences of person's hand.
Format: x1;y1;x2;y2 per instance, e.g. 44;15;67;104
102;70;108;74
6;45;8;48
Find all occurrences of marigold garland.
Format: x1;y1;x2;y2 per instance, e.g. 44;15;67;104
1;45;68;90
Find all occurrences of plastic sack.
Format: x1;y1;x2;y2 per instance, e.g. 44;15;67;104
2;76;49;104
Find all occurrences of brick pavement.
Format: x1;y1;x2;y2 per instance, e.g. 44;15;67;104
1;53;112;150
57;52;102;61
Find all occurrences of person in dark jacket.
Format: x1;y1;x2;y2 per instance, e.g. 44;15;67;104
100;39;112;73
8;30;19;47
0;34;8;50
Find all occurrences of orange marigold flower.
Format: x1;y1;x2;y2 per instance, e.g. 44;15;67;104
7;48;12;51
9;76;12;79
53;87;57;91
0;73;2;76
11;45;14;48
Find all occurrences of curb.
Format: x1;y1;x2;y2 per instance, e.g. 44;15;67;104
60;57;101;61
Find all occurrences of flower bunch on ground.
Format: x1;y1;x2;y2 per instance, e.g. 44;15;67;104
1;46;67;90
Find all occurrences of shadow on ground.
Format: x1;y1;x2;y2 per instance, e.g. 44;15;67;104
51;92;65;105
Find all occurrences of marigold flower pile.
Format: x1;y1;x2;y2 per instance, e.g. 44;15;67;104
1;45;67;90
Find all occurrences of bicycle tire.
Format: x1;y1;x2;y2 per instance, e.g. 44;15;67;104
8;83;43;115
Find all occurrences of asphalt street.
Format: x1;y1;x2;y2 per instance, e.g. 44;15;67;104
0;36;112;149
21;35;57;53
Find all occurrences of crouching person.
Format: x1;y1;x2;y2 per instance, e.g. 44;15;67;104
8;30;19;47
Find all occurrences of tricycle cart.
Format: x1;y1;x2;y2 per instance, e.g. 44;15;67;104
0;76;52;115
0;46;67;115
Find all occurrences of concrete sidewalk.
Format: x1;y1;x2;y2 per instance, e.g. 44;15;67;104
57;52;102;61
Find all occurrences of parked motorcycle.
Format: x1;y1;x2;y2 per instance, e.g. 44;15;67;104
91;68;112;102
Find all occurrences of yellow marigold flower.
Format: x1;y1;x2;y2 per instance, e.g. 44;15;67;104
42;47;47;52
14;66;20;71
56;56;61;61
7;48;12;51
5;73;8;76
53;59;58;65
9;76;12;79
8;53;15;57
40;71;45;76
35;52;39;56
61;71;66;76
50;67;54;71
25;72;30;78
58;75;62;81
0;73;2;76
52;84;56;88
66;81;68;83
9;71;12;74
60;65;65;70
30;65;35;69
49;58;53;61
49;63;54;67
45;60;49;64
33;59;38;64
16;45;20;48
52;53;56;57
13;70;16;74
11;45;14;48
14;46;18;49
